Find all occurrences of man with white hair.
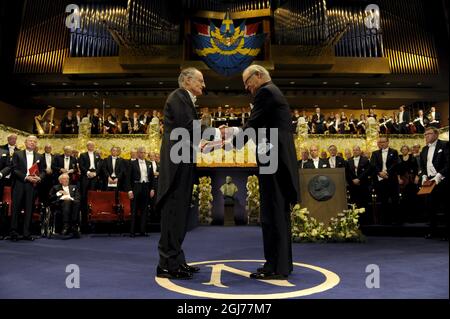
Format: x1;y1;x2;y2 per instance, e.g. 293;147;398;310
10;135;45;241
38;144;55;206
79;141;102;231
126;146;154;237
49;173;81;237
225;64;300;280
156;67;206;280
0;134;18;187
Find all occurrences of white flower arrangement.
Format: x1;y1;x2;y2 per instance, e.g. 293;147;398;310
291;203;365;242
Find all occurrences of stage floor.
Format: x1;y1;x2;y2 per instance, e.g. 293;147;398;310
0;226;448;299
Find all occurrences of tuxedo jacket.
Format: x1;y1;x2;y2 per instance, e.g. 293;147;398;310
0;144;17;167
52;154;78;175
102;156;125;181
347;156;371;185
419;139;448;179
126;159;155;192
0;151;12;177
327;156;346;168
79;152;102;177
60;117;76;134
49;184;80;204
303;158;330;169
370;148;399;182
12;150;45;185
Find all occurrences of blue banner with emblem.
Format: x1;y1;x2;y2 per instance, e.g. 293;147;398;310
192;13;266;77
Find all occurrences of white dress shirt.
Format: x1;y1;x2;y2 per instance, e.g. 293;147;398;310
312;158;320;169
378;148;389;181
5;146;15;179
111;157;117;177
151;160;158;175
88;151;95;169
353;156;360;174
64;156;70;171
186;89;197;106
426;140;438;177
45;153;52;169
139;159;148;183
398;111;404;123
329;156;336;168
25;150;34;176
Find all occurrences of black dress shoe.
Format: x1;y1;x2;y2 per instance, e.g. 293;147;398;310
130;233;135;238
22;236;35;241
156;266;193;280
250;272;287;280
256;267;273;274
180;263;200;273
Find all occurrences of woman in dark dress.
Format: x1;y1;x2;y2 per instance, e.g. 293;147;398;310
397;145;419;223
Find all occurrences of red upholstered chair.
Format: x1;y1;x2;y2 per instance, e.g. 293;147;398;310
87;191;121;231
118;191;132;222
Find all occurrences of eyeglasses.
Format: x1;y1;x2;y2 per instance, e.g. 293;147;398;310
244;71;257;87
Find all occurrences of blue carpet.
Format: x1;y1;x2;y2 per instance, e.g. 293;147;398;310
0;226;448;299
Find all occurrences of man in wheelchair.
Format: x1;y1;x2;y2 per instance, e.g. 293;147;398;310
49;173;81;238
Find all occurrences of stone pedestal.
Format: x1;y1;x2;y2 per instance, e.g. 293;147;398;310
223;205;235;226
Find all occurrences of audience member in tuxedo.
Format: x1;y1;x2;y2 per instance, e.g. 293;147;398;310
0;134;18;187
427;106;441;128
370;137;400;225
397;105;410;134
411;144;422;173
102;146;125;192
49;173;81;237
356;114;366;135
131;112;143;133
327;145;346;169
53;146;77;183
148;152;160;224
312;107;325;134
346;146;371;224
79;141;102;231
90;108;102;134
126;146;154;237
291;109;301;133
304;145;330;169
0;150;12;202
379;113;390;134
38;144;55;206
9;135;45;241
420;127;448;239
120;109;131;134
326;113;338;134
298;148;311;169
60;111;76;134
397;145;419;223
413;110;428;134
139;111;152;129
214;106;226;120
74;110;82;134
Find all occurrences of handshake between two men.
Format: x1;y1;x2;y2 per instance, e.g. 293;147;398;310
200;125;240;154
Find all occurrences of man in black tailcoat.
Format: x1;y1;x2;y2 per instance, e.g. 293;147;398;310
225;65;300;280
156;67;207;280
9;135;45;241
